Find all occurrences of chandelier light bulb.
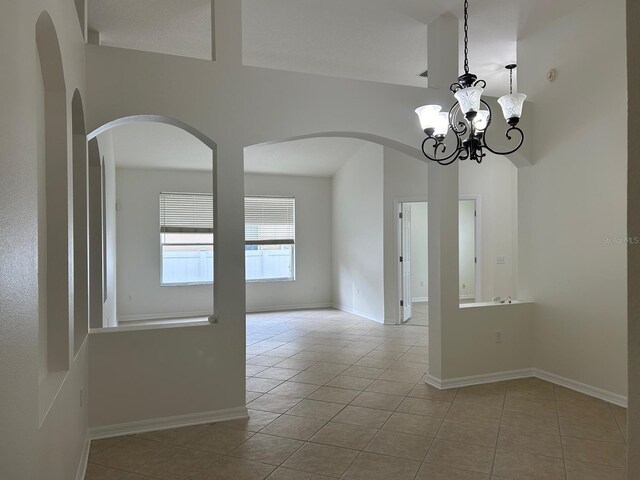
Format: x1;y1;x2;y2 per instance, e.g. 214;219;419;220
415;105;442;133
472;110;490;132
434;112;449;138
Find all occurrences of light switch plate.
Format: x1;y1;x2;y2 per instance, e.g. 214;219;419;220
496;256;506;265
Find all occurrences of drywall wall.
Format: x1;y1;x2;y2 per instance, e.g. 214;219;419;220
518;0;628;397
382;147;428;323
410;202;429;302
458;199;476;299
245;173;333;312
332;143;385;322
459;154;518;302
627;0;639;475
97;130;118;326
115;167;214;321
0;2;89;479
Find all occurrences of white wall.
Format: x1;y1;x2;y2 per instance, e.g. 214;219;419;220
460;155;518;302
0;2;89;479
518;0;627;397
245;174;332;312
97;130;118;326
332;143;385;322
458;199;476;300
409;202;428;302
116;167;214;321
383;147;428;323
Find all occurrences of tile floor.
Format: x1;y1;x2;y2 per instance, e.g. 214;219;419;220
404;302;428;326
85;309;627;480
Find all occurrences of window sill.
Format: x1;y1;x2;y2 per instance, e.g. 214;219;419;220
459;300;531;309
247;278;295;284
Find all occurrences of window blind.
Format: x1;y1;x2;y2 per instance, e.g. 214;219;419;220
245;196;295;245
160;192;214;234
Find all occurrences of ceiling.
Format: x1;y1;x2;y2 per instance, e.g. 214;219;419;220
89;0;590;94
109;122;367;177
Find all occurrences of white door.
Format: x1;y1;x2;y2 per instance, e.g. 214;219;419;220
401;204;412;322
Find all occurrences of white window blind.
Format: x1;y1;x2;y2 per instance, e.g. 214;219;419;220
245;196;295;245
160;192;214;234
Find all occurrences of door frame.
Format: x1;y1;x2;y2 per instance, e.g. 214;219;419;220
459;194;482;303
395;197;427;325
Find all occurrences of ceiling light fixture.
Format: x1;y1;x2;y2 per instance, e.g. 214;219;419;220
415;0;526;165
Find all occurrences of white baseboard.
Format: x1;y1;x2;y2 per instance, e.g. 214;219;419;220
332;304;383;324
118;311;212;323
88;406;249;440
426;368;627;407
246;303;332;314
75;435;90;480
533;368;627;407
412;297;429;303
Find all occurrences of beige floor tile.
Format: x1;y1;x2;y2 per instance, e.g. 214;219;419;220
438;419;500;448
255;367;301;381
308;386;361;404
365;379;414;396
454;393;505;409
134;447;217;480
506;378;555;400
559;415;625;443
350;391;404;411
557;400;615;423
265;467;335;479
267;381;321;398
355;357;396;369
342;365;385;379
499;410;559;436
492;449;565;480
377;369;424;384
504;395;557;416
89;437;169;471
364;429;432;461
342;452;421;480
289;371;338;385
310;421;377;450
332;405;392;429
282;442;359;477
497;425;562;458
416;462;490;480
84;463;128;480
286;399;345;420
381;412;442;437
89;437;130;456
561;435;627;467
138;424;209;446
260;414;327;441
192;455;275;480
325;375;374;391
228;433;303;465
120;474;160;480
247;377;284;393
408;384;458;402
186;426;254;455
248;356;285;367
220;409;280;432
247;394;302;414
306;362;349;375
397;397;451;418
247;391;263;403
247;365;269;376
426;439;495;474
565;459;626;480
322;354;365;365
274;359;318;370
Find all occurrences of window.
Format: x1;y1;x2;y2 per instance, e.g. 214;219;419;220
160;192;214;285
245;196;295;282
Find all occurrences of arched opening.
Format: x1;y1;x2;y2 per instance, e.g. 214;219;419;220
72;90;88;353
74;0;85;39
87;115;218;327
36;11;69;375
88;138;104;329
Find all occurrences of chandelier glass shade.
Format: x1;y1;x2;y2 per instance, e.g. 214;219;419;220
415;0;526;165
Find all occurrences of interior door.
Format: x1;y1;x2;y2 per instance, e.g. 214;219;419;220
401;204;412;322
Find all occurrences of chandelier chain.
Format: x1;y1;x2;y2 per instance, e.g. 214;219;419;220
510;68;513;94
463;0;469;74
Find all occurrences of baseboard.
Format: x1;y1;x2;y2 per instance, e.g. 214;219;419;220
332;304;383;324
426;368;627;407
118;311;212;323
246;303;332;314
426;369;534;390
412;297;429;303
88;406;249;440
533;368;627;407
75;435;90;480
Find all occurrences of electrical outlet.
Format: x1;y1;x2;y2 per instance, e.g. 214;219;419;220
496;256;506;265
495;331;503;343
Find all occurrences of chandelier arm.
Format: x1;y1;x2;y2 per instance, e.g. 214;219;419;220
448;103;468;136
420;136;464;165
482;126;525;156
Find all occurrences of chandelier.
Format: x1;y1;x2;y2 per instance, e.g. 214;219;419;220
415;0;526;165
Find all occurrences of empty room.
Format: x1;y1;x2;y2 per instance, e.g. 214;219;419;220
1;1;638;479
